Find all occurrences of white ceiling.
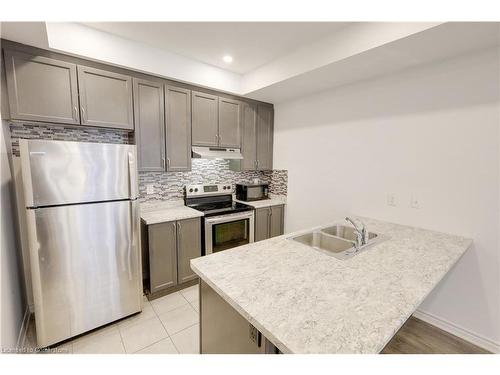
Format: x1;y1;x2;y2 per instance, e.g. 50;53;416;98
246;22;500;103
81;22;351;74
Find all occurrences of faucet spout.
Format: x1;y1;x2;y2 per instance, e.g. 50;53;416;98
345;217;368;249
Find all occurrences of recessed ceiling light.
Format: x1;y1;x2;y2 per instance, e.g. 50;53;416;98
223;55;233;63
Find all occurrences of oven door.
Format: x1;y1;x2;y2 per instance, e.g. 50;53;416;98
204;211;255;254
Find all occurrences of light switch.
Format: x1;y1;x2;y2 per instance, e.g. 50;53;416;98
411;194;420;209
387;193;397;207
146;184;155;195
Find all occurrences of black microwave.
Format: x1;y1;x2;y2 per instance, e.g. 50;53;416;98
236;183;269;201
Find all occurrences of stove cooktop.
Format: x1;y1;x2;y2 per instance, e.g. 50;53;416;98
187;201;252;216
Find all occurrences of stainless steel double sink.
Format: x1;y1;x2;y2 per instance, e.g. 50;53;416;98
288;223;387;260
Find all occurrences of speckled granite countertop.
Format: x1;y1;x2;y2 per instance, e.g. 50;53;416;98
140;200;203;225
234;195;286;208
191;217;471;354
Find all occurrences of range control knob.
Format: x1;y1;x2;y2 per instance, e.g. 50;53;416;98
227;185;231;189
223;186;226;190
194;188;198;192
189;188;193;193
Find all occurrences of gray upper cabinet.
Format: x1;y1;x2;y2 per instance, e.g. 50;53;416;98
256;105;274;170
191;91;218;146
241;103;257;171
255;204;284;242
218;97;241;148
241;103;274;171
133;78;165;172
4;49;80;125
165;85;192;171
148;221;178;294
176;217;201;283
77;66;134;130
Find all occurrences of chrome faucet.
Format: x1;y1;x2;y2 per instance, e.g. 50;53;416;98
345;217;368;250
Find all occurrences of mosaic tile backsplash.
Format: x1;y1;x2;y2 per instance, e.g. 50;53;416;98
9;122;132;156
9;122;287;201
139;160;287;202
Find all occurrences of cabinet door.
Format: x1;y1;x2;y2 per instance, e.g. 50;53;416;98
4;50;80;124
148;221;178;293
77;66;134;130
256;105;274;170
177;218;202;283
133;78;165;172
270;205;284;238
254;207;270;242
240;103;257;171
165;85;192;171
218;97;241;148
191;91;218;146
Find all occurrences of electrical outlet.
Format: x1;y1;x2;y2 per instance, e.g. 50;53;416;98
146;184;155;195
387;193;397;207
410;194;420;209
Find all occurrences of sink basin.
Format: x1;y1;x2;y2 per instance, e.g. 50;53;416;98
292;231;355;254
289;223;387;260
320;224;378;242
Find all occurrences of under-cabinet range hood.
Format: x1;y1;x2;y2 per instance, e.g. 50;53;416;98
192;146;243;160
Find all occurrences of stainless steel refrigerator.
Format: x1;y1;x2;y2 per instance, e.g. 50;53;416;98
20;139;142;347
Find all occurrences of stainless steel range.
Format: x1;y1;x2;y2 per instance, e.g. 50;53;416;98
184;184;254;255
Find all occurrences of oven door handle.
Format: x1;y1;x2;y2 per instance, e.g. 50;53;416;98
204;211;255;225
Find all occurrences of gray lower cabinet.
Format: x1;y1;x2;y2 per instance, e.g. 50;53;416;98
77;65;134;130
241;104;274;171
191;90;218;147
4;49;80;125
218;97;241;148
133;78;165;172
165;85;192;171
200;280;276;354
176;218;201;283
146;217;201;294
254;205;284;242
148;221;178;293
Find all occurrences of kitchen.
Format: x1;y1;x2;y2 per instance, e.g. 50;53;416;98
1;6;499;372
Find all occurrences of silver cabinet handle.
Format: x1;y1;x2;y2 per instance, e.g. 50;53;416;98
268;207;272;238
81;107;86;121
167;158;171;169
162;157;166;169
177;222;181;247
256;160;259;170
73;106;78;119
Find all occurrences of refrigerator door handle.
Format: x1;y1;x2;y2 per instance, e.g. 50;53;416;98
128;151;138;199
127;203;134;281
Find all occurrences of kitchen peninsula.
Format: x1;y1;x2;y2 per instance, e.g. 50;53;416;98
191;217;472;354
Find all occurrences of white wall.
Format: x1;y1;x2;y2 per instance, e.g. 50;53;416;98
241;22;441;93
274;48;500;348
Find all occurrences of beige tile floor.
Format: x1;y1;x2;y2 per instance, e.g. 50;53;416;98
24;284;200;354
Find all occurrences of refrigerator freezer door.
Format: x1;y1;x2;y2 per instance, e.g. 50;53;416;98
20;139;138;207
27;200;142;347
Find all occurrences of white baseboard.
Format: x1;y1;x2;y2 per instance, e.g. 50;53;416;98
413;309;500;354
16;306;31;348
